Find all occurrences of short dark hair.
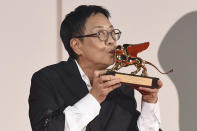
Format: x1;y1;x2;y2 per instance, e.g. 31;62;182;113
60;5;111;59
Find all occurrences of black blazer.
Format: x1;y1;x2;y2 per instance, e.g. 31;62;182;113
29;57;141;131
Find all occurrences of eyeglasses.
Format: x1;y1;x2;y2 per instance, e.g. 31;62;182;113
73;29;121;42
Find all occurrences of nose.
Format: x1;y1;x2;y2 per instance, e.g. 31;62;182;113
105;34;117;47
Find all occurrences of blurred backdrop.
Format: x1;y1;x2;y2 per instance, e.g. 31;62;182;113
0;0;197;130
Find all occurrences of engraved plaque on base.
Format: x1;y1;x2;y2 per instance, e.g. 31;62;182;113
106;70;159;88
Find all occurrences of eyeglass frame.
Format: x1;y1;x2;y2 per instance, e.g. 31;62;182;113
72;29;122;42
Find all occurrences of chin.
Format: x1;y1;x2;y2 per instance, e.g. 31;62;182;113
106;58;114;66
98;57;114;68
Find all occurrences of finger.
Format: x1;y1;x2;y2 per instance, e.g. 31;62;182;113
157;80;163;88
103;78;121;88
99;75;116;83
138;87;158;93
107;83;121;93
136;88;151;95
142;95;158;102
94;70;107;78
142;95;152;100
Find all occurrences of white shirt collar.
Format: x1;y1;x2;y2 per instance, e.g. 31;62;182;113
74;59;92;91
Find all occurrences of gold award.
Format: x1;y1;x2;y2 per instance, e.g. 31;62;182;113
107;42;173;88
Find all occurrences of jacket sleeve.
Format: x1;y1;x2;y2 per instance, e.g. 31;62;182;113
119;84;163;131
28;71;65;131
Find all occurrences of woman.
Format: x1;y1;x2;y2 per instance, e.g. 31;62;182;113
29;5;162;131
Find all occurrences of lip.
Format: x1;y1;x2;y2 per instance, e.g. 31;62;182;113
109;50;115;54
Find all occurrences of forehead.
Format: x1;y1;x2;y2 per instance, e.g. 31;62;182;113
85;13;113;31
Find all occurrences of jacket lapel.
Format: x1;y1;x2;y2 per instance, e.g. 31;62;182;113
66;57;89;99
58;57;89;105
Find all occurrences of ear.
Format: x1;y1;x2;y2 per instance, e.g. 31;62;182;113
70;38;83;56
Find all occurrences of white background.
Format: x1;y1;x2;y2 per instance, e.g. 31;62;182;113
0;0;196;130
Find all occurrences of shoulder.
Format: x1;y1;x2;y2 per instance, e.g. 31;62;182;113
32;61;69;81
31;57;79;86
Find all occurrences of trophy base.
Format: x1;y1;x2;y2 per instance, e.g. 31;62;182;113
106;70;159;88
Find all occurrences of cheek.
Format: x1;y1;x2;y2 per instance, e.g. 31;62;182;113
83;39;113;64
92;46;106;59
96;47;114;64
86;41;106;58
91;47;107;60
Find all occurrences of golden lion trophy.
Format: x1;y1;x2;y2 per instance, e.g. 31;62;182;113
107;42;173;88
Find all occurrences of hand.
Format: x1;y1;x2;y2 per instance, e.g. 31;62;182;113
89;70;121;104
136;80;163;103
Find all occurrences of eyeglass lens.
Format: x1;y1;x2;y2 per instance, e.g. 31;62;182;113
98;29;121;41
